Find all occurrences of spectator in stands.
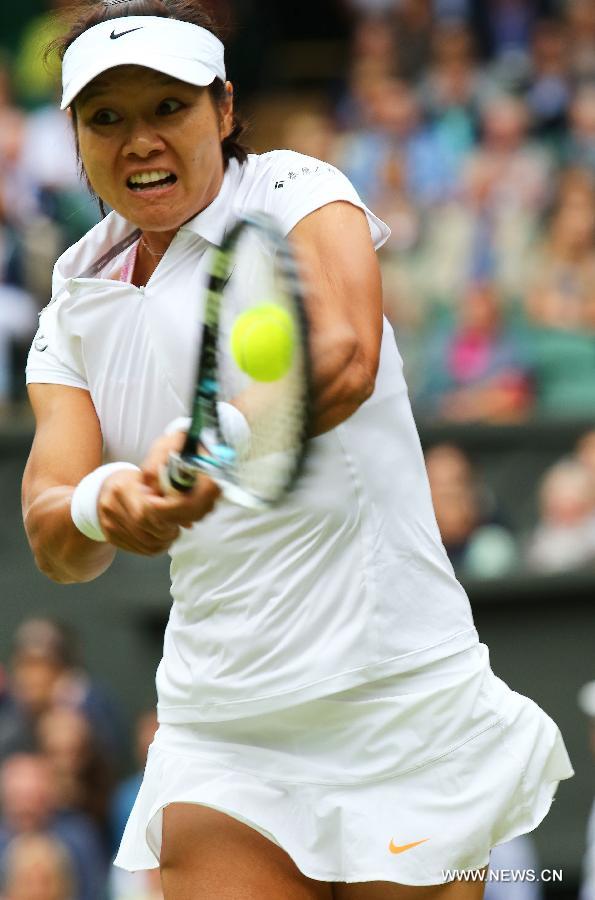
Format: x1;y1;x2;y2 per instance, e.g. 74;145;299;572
9;619;77;725
463;93;551;216
365;147;421;254
335;19;399;131
425;443;517;577
373;186;424;387
0;57;38;231
578;680;595;900
416;94;544;306
17;100;97;278
0;754;55;838
0;59;27;201
10;3;100;299
526;173;595;330
525;460;595;573
335;59;378;131
0;663;33;765
0;60;38;411
525;172;595;415
525;19;571;141
414;279;533;423
339;75;455;208
566;0;595;83
283;111;339;165
37;706;114;842
350;15;397;79
6;617;125;764
1;833;75;900
425;442;474;492
393;0;432;81
0;753;107;900
417;22;486;168
563;85;595;173
480;0;537;69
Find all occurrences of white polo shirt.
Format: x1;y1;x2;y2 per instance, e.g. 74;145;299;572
27;150;478;723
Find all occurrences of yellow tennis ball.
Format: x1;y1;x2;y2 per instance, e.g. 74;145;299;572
230;304;295;382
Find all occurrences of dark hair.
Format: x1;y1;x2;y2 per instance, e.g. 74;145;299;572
51;0;249;214
12;617;81;669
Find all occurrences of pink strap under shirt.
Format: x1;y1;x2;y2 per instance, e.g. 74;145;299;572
119;240;140;284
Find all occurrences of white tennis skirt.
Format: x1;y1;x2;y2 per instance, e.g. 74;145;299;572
114;643;573;886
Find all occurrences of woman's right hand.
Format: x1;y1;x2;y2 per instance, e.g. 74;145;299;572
97;468;182;556
23;383;221;582
98;433;221;556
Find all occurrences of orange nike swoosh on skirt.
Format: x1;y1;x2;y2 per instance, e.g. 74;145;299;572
389;838;429;855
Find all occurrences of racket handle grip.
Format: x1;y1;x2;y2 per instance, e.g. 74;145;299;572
161;452;198;494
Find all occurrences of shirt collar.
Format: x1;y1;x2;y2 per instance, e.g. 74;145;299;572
55;157;245;288
180;158;242;245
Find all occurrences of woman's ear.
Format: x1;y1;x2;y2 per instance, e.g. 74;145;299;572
219;81;234;140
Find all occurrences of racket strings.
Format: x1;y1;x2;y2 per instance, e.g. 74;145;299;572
215;226;309;504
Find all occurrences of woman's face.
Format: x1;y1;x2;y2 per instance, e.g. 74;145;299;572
74;65;233;233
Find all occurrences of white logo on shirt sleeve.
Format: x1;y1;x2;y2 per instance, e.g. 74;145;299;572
273;164;336;190
34;332;48;352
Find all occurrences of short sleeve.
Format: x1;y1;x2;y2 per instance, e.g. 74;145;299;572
261;151;391;250
26;302;88;390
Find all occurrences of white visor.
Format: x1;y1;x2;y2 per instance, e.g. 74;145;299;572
61;16;226;110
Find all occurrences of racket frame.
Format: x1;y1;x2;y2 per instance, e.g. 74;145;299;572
166;212;312;506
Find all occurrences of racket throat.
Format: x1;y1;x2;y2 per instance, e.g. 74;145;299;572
167;444;235;494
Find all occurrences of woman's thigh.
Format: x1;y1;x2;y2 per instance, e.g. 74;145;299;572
332;871;487;900
160;802;333;900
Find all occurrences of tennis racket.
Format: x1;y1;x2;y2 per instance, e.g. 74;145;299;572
163;212;312;510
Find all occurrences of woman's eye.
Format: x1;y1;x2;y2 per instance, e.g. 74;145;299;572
157;99;183;116
92;109;120;126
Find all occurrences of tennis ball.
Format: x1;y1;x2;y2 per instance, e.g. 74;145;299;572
230;304;295;382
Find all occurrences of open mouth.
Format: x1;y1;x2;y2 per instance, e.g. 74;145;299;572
127;170;178;192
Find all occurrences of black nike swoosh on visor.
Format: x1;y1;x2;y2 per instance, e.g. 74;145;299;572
110;27;143;39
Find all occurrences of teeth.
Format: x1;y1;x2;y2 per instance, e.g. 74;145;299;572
129;170;173;185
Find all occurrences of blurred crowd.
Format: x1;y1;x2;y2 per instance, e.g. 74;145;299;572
285;0;595;423
424;428;595;579
0;617;160;899
0;0;100;414
2;2;595;423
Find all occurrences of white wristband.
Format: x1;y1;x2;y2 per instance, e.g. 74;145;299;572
71;462;140;542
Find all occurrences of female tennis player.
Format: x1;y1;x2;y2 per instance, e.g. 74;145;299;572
22;1;573;898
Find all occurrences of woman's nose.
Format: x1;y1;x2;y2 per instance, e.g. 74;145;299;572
122;120;166;158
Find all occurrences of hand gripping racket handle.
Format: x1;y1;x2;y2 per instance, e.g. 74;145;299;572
160;451;199;494
161;450;269;510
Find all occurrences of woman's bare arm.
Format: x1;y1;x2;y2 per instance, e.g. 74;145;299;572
290;201;384;435
23;385;220;584
22;384;117;584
